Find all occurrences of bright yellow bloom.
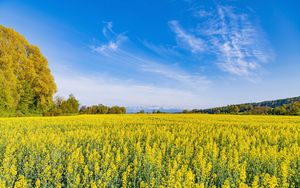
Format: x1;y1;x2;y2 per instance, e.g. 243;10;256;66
0;114;298;187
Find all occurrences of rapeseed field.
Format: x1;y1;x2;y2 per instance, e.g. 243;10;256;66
0;114;299;187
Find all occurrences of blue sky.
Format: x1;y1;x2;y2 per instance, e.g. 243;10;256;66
1;0;300;109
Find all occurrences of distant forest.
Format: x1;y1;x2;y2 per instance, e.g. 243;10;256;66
184;96;300;115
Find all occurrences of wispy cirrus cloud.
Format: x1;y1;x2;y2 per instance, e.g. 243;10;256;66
169;20;205;53
102;21;113;38
204;6;274;79
97;47;209;90
194;9;213;18
138;62;210;90
169;5;275;80
142;40;181;59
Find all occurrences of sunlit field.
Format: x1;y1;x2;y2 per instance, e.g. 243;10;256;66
0;114;300;187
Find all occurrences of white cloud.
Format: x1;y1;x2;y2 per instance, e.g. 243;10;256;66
92;22;127;55
139;62;209;90
169;20;205;53
170;5;274;80
92;37;122;54
206;6;274;78
102;48;210;90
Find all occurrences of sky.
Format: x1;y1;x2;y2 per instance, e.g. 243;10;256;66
1;0;300;110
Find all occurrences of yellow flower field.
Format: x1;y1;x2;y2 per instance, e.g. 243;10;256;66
0;114;300;187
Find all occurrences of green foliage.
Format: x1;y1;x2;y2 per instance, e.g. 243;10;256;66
152;109;164;114
184;97;300;116
79;104;126;114
137;109;145;114
228;105;240;114
61;94;80;114
109;106;126;114
250;106;271;115
46;94;80;116
0;25;56;116
273;106;287;115
182;109;189;113
288;101;300;115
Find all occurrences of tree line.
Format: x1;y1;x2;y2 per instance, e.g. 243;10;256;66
183;101;300;115
44;94;126;116
79;104;126;114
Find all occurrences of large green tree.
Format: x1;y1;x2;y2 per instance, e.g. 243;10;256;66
0;25;56;115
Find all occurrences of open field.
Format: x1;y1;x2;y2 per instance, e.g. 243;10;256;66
0;114;300;187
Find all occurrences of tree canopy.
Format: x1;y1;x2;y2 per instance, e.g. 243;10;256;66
45;94;80;116
0;25;56;116
79;104;126;114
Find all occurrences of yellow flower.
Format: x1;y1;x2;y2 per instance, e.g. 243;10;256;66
35;178;41;188
14;175;27;188
269;176;278;188
0;180;6;188
75;174;81;186
240;162;247;183
251;176;259;188
222;179;231;188
238;182;249;188
184;170;195;187
90;181;97;188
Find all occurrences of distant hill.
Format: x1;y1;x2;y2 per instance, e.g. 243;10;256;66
185;96;300;115
244;96;300;108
